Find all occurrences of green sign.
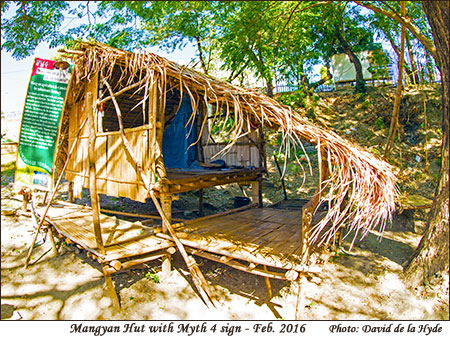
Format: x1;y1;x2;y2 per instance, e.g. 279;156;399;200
15;58;72;190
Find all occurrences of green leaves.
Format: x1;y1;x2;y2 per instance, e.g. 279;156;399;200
2;1;69;59
1;0;437;93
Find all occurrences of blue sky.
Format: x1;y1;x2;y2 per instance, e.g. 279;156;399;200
1;43;197;114
0;2;198;115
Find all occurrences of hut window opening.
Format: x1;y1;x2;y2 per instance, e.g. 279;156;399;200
97;66;149;132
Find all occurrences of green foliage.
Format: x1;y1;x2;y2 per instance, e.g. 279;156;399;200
145;268;160;284
375;116;385;130
319;66;334;86
368;49;390;79
210;116;235;143
1;1;70;59
278;90;309;109
277;86;320;121
1;1;439;96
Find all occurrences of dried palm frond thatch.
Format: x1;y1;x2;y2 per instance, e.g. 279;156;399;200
63;41;397;249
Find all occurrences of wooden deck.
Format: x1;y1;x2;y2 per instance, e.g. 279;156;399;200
38;201;322;279
36;202;174;265
158;207;323;276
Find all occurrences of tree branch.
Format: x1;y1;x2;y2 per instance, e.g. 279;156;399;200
275;1;332;56
353;0;437;60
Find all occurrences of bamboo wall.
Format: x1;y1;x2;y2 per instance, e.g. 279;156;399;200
65;73;158;203
66;111;154;202
64;72;264;203
202;141;261;168
201;122;263;168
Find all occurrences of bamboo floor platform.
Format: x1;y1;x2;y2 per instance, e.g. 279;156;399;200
36;202;174;264
36;201;322;280
159;207;323;275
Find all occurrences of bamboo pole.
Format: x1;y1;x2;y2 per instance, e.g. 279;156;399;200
30;193;58;257
198;189;204;216
24;116;88;268
263;265;273;299
273;152;288;200
384;1;406;158
295;274;307;320
301;151;329;264
99;208;185;222
104;80;216;308
186;248;292;280
86;92;105;254
184;202;258;225
160;193;172;276
157;232;322;273
86;91;121;312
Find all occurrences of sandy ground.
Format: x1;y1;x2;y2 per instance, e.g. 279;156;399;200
1;184;448;322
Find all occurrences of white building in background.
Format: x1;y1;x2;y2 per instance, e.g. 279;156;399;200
331;50;394;88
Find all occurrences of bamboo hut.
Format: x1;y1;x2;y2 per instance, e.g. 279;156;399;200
29;41;397;309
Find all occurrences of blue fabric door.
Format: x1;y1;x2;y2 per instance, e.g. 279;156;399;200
162;95;197;168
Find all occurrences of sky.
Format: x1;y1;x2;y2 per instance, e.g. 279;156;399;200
1;44;197;115
0;2;198;115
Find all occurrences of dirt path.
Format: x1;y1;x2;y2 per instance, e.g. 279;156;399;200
1;186;448;321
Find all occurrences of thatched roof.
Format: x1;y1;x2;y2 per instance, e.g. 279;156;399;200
62;41;397;248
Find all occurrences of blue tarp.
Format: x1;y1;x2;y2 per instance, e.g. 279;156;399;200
162;94;197;168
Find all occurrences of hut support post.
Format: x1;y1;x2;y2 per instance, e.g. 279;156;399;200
47;226;59;257
21;188;31;212
295;273;307;320
68;182;74;203
198;189;204;215
301;151;329;263
86;91;121;312
251;180;262;207
263;265;272;299
160;192;172;277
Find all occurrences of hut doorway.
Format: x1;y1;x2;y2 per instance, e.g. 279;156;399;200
162;93;198;169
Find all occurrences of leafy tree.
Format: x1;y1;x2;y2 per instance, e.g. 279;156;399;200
309;2;376;93
1;1;70;59
366;1;434;85
101;1;218;74
358;0;448;287
212;1;286;96
403;1;449;288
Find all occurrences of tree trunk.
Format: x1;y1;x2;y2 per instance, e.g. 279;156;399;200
194;36;209;75
310;57;333;89
266;81;274;97
406;33;420;85
404;1;449;288
384;1;406;159
424;47;436;83
335;29;366;93
348;49;366;93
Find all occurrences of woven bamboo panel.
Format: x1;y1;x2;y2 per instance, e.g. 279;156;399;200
95;135;108;194
203;143;260;167
106;133;120;197
176;208;304;270
37;202;173;261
